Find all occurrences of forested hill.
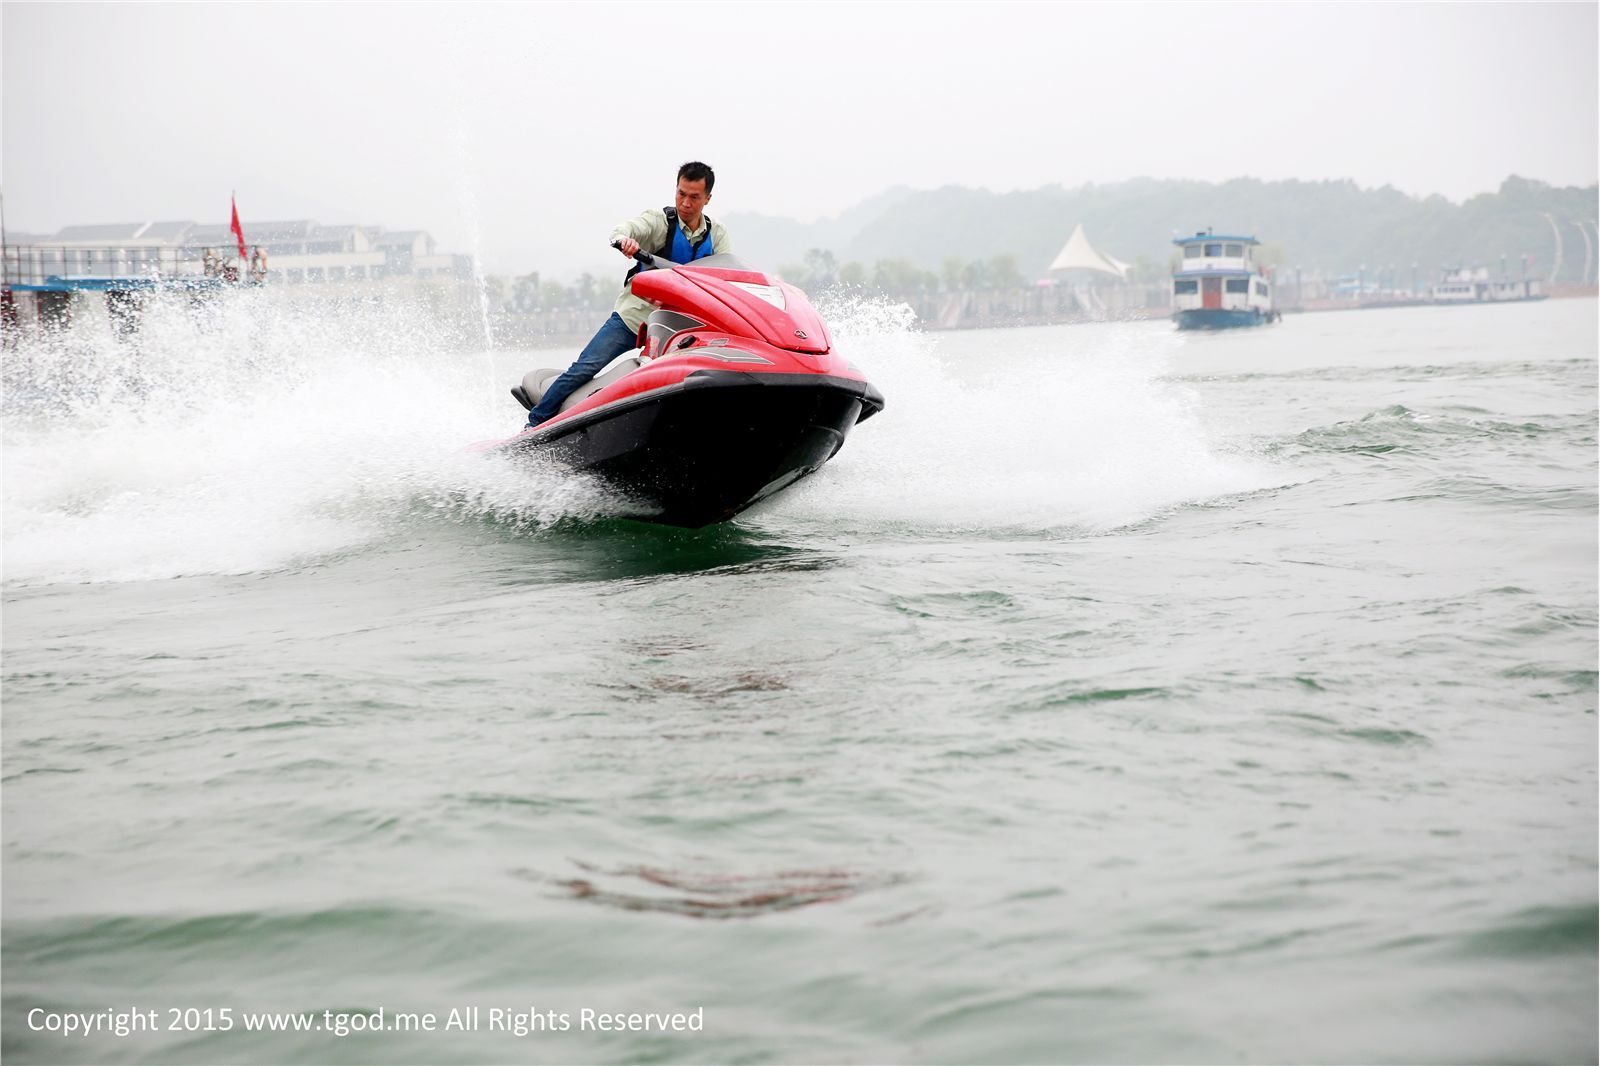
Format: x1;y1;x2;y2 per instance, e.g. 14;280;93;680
725;176;1598;283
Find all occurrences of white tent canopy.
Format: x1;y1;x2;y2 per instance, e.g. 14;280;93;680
1048;223;1127;279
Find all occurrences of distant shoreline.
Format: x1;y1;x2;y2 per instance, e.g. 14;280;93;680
501;286;1598;349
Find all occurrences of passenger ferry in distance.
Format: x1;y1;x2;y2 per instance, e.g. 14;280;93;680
1171;230;1279;329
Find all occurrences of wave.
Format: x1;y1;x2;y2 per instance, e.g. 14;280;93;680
1284;403;1597;464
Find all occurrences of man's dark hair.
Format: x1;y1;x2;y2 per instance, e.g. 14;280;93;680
678;161;715;194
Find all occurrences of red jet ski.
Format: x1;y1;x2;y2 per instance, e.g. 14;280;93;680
485;246;885;528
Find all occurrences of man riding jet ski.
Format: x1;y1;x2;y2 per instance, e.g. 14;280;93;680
522;160;730;430
481;164;883;528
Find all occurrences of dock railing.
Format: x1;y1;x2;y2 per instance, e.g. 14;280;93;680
2;245;214;289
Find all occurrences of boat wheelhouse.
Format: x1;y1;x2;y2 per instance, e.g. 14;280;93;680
1171;230;1278;329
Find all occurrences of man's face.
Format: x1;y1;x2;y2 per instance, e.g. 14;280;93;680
675;178;710;224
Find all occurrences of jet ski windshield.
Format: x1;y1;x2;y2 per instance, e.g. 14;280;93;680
677;253;756;273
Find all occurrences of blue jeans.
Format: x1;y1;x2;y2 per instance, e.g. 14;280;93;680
526;312;638;426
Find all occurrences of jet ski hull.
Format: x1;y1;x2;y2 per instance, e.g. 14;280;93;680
499;369;878;527
485;252;884;527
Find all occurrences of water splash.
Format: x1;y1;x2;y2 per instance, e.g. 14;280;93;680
767;294;1284;534
1;290;627;586
2;290;1285;585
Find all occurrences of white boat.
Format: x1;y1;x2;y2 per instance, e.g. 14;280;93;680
1431;267;1544;304
1171;230;1278;329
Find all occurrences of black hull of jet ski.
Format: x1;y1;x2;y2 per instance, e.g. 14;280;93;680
500;370;880;528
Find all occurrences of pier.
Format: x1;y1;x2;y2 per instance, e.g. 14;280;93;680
1;244;255;336
2;244;233;292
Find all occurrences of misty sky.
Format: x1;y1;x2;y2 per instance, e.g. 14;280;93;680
4;2;1596;276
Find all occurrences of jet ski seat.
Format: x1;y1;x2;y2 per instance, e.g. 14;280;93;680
511;355;644;414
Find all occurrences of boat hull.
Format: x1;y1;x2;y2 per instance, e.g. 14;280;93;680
1174;308;1274;330
499;369;880;528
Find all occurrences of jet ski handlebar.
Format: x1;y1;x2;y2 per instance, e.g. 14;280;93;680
611;239;669;271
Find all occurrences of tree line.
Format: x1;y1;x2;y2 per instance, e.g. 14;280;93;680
481;174;1597;309
477;252;1058;311
476;272;612;312
773;249;1036;296
737;175;1600;286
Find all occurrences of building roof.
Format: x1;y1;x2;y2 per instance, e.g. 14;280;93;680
374;230;431;247
53;223;150;241
182;220;319;245
182;226;235;244
143;221;196;240
7;218;453;258
1048;223;1126;278
1173;232;1259;246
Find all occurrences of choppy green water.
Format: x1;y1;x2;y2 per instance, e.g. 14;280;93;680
3;295;1595;1064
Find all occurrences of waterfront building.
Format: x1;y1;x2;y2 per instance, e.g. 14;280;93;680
1;218;474;338
3;218;471;289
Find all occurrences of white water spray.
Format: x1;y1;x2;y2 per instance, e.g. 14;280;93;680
2;290;618;586
2;290;1280;585
764;295;1281;534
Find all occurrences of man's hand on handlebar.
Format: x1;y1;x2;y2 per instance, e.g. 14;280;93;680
615;237;640;258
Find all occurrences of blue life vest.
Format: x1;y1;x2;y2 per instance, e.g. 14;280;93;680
626;206;715;281
664;206;716;264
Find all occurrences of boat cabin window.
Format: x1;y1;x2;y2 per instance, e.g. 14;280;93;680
1183;245;1202;258
1174;279;1199;294
1224;244;1243;257
1204;243;1222;257
1225;279;1249;294
1254;281;1269;296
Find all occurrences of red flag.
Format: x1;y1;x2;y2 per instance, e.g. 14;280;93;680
229;194;248;260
